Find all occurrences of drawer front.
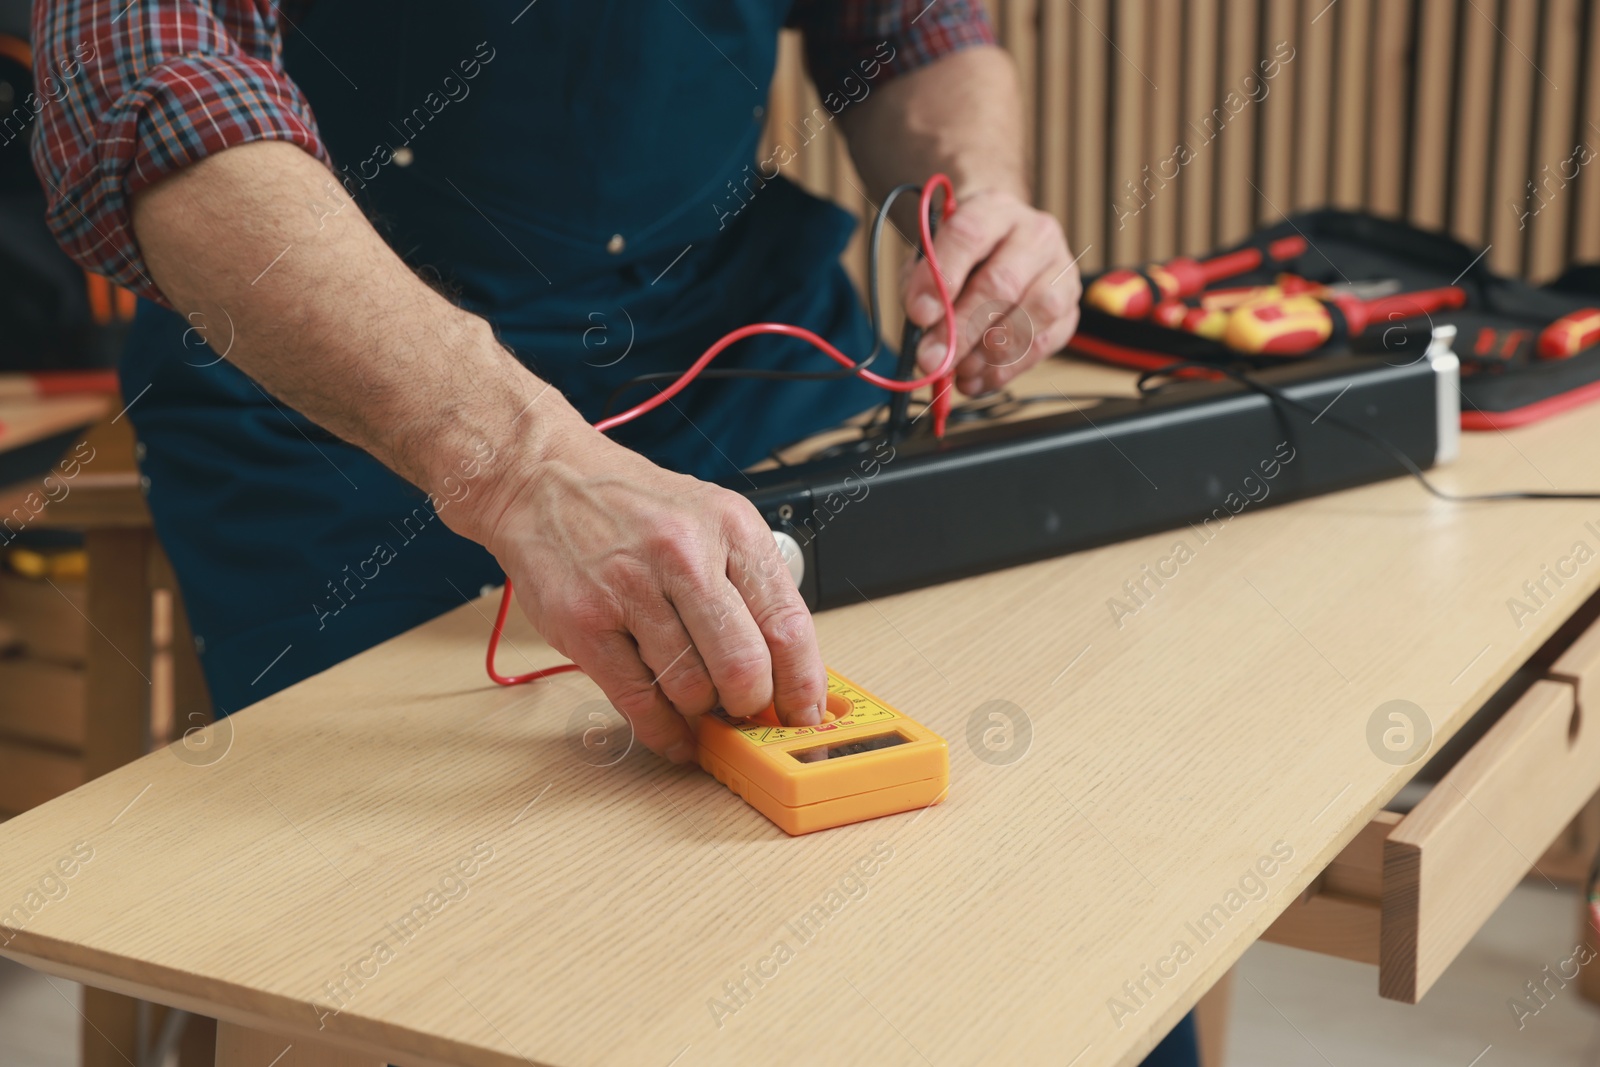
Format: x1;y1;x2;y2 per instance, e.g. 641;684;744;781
1266;611;1600;1001
0;573;88;662
0;659;87;748
0;736;84;815
1381;678;1596;1001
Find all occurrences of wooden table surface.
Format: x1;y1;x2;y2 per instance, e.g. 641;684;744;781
3;358;1599;1066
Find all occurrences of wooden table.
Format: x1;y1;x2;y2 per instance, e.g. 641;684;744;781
3;357;1600;1066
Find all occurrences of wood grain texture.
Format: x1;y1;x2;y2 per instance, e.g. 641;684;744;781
4;358;1600;1065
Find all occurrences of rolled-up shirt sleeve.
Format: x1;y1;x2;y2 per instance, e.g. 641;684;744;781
30;0;326;303
788;0;997;99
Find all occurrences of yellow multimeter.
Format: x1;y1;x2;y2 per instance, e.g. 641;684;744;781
694;668;948;835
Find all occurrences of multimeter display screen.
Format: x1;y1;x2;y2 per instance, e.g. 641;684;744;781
789;732;910;763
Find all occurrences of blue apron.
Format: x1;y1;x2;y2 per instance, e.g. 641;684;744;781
122;0;886;713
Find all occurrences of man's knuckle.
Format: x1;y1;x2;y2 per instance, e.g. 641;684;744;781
1038;287;1071;320
982;262;1026;304
648;522;706;573
716;647;771;694
664;660;717;709
722;498;769;541
761;602;815;652
773;674;824;710
945;209;988;248
609;681;661;720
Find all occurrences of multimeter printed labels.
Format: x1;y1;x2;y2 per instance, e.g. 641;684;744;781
716;681;900;746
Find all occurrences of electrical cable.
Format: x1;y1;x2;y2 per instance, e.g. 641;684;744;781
1135;360;1600;502
487;174;960;686
599;182;923;421
765;389;1121;467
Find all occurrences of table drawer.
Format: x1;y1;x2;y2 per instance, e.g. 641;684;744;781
0;572;88;662
0;658;87;748
1264;619;1600;1002
0;735;84;815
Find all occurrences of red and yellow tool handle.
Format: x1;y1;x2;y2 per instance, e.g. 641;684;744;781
1223;286;1466;356
1538;309;1600;360
1086;236;1308;319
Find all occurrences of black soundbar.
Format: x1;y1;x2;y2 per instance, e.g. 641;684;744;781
734;347;1460;610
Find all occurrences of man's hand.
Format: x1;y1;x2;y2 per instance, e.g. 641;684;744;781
479;426;828;763
131;142;827;766
902;188;1081;396
835;43;1077;396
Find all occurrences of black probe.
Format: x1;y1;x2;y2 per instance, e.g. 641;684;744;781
885;320;924;441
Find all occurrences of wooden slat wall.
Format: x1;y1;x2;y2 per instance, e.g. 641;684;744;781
766;0;1600;286
1579;0;1600;261
1485;0;1541;275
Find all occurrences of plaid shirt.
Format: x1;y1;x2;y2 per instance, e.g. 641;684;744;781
29;1;994;302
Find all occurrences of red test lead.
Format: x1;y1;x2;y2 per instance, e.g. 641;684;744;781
485;173;961;687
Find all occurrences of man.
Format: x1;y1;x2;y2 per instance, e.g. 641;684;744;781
35;0;1085;742
35;4;1208;1060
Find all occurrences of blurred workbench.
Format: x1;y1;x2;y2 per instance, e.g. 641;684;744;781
0;393;210;1067
4;356;1600;1065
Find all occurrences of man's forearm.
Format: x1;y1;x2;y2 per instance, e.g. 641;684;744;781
130;139;833;749
129;140;588;542
840;45;1028;204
